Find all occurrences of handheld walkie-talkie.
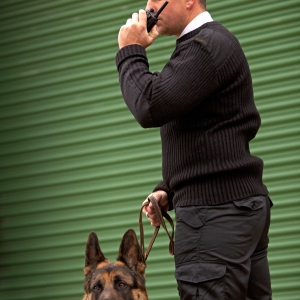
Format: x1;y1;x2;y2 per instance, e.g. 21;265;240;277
146;1;169;32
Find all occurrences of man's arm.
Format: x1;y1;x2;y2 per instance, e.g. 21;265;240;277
116;40;218;128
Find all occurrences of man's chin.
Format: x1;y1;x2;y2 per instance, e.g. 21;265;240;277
156;26;167;36
156;22;166;35
156;24;176;37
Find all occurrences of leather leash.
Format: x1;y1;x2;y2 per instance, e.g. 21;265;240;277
139;194;174;261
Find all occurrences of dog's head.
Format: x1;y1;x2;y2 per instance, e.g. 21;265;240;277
82;229;148;300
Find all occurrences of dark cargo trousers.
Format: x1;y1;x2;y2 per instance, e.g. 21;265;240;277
174;195;272;300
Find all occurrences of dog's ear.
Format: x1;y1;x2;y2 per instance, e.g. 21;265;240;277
117;229;146;275
83;232;106;294
85;231;106;269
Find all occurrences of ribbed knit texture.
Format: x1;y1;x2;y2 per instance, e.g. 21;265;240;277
116;22;268;209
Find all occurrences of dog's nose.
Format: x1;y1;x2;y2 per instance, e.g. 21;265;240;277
99;293;118;300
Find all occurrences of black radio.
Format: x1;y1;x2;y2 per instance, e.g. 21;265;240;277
146;1;169;32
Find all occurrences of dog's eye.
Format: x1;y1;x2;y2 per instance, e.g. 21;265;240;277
93;284;102;292
117;281;127;289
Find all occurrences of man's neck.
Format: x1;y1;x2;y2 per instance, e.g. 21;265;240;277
179;11;213;38
174;7;206;38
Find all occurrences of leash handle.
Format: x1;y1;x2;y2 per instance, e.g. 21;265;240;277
139;194;174;260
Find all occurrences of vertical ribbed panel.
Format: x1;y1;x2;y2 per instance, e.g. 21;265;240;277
0;0;299;299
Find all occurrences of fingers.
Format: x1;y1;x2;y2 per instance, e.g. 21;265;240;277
138;9;146;24
142;201;154;217
144;189;170;226
146;209;161;227
119;9;157;49
124;11;144;26
132;12;139;23
127;11;144;26
142;195;162;227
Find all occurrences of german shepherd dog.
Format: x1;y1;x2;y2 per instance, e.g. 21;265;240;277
82;229;148;300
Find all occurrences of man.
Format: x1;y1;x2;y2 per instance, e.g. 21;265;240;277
116;0;272;299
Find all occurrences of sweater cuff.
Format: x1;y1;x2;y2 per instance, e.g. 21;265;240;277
115;44;147;69
153;181;175;211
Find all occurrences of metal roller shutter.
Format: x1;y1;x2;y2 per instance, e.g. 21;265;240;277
0;0;299;299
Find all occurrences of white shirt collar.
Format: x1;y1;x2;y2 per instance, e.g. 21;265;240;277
179;11;214;38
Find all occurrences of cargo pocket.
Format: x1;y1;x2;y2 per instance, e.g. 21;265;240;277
233;196;266;216
175;262;226;300
175;206;207;265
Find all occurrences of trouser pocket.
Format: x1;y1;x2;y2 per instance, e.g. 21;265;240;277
175;262;226;300
175;206;207;265
232;195;267;213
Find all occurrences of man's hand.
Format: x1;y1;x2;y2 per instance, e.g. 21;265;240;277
118;9;159;49
143;190;169;227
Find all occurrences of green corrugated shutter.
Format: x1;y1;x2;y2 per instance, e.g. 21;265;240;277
0;0;299;299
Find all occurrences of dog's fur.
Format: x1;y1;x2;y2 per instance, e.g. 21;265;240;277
82;229;148;300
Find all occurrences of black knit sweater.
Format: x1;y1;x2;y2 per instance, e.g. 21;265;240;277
116;21;268;209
